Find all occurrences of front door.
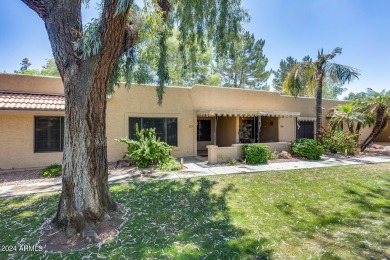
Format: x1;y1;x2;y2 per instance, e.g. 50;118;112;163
297;121;314;139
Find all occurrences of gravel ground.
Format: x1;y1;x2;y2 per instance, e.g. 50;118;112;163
1;148;388;187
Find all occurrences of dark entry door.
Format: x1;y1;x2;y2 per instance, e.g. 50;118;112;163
297;121;314;139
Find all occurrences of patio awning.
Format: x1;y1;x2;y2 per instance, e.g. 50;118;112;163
196;110;260;117
259;110;300;118
298;117;316;122
197;109;301;118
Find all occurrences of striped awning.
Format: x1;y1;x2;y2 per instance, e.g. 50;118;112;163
197;110;259;117
259;111;300;118
298;117;316;122
197;110;301;118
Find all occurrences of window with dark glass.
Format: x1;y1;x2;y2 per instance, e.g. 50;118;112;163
34;116;64;152
197;120;211;141
129;117;178;146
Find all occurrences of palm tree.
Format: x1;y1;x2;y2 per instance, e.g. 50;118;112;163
283;47;360;139
329;103;374;139
360;89;390;151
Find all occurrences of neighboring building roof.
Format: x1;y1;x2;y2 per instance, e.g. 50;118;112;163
0;92;65;111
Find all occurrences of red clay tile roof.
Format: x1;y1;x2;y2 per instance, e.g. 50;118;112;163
0;92;65;111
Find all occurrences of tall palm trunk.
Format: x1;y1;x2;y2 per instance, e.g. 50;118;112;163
360;106;387;151
315;65;324;140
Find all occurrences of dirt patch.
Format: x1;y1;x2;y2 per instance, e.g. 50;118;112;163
38;205;127;252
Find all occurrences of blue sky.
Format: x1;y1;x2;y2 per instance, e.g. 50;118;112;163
0;0;389;96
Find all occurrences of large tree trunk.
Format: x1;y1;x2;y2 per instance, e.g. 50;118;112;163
22;0;133;236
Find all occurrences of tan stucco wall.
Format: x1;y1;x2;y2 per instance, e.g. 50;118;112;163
278;117;296;142
0;73;63;94
260;117;279;142
0;74;360;169
0;112;64;169
216;117;239;147
374;120;390;142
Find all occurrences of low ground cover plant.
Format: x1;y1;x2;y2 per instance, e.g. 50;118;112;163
243;144;270;164
116;125;181;171
319;129;359;155
291;138;324;160
40;163;62;178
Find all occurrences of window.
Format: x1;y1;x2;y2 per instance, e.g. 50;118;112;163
197;120;211;141
129;117;178;146
34;116;64;152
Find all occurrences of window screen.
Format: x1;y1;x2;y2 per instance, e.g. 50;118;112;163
34;116;64;152
129;117;178;146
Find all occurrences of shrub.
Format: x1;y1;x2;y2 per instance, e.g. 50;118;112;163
40;163;62;178
157;156;182;171
229;158;237;165
116;125;174;169
243;144;270;164
319;130;359;155
291;138;324;160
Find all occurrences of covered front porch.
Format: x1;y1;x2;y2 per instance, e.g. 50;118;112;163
196;109;300;163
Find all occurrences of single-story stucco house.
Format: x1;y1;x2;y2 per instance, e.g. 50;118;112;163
0;73;388;169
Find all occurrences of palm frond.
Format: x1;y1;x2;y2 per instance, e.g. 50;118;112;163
282;63;305;96
325;62;360;85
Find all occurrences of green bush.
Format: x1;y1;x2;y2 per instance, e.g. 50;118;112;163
319;130;359;155
243;144;270;164
291;138;324;160
157;156;182;171
40;164;62;178
116;125;175;169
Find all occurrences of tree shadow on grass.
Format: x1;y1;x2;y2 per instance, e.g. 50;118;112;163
107;178;271;259
273;178;390;258
0;178;271;259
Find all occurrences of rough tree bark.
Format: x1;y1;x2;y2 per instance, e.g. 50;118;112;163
21;0;133;235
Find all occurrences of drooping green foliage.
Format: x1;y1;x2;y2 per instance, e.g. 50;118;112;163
116;124;180;170
80;0;249;104
218;31;270;89
291;138;324;160
242;144;270;164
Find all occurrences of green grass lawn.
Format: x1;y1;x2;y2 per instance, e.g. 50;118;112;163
1;164;389;259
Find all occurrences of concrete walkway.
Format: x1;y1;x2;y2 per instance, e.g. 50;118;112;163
1;155;390;198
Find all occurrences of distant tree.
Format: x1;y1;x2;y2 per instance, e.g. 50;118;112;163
272;56;297;92
218;31;270;89
344;91;366;101
20;57;31;71
41;58;60;76
322;78;347;99
282;47;360;139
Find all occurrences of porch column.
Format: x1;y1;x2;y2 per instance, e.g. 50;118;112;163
214;115;217;145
